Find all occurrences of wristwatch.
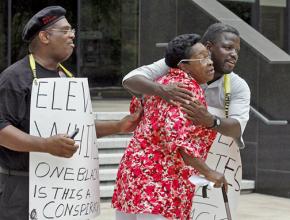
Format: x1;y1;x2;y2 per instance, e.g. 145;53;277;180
209;116;221;128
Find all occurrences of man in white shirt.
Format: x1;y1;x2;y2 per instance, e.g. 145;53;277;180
123;23;251;148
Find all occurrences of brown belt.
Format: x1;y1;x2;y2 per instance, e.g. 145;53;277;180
0;166;29;177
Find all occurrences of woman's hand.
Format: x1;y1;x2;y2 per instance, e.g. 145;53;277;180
204;169;228;192
118;107;143;133
179;149;228;192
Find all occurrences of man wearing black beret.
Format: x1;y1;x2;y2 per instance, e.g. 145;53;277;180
22;5;67;43
0;6;141;220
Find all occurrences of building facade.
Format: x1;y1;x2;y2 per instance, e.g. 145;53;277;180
0;0;289;90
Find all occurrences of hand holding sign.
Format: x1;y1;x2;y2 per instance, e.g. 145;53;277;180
44;134;79;158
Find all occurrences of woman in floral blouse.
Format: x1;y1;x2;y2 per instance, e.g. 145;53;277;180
112;34;228;220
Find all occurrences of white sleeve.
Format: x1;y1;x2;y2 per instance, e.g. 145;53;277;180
122;58;169;82
229;77;251;134
229;76;251;149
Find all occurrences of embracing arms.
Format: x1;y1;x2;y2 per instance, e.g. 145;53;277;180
180;101;242;138
123;59;194;105
123;60;250;140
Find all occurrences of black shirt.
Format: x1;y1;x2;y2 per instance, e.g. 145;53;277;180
0;55;62;171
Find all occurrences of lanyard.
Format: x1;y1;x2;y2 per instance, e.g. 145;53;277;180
29;54;73;84
224;74;231;118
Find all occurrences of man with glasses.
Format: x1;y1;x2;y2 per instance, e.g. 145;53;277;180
0;6;140;220
123;23;250;148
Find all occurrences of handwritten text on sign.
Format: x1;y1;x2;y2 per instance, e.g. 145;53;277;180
191;107;242;220
29;78;100;220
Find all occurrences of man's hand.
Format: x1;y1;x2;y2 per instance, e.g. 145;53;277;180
159;83;193;105
123;76;193;105
181;99;243;138
204;169;228;192
44;134;79;158
118;107;143;133
181;99;214;127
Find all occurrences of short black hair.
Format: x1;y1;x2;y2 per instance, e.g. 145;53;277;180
201;23;240;44
165;33;201;68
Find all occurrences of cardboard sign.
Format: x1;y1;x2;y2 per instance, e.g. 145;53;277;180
29;78;100;220
191;107;242;220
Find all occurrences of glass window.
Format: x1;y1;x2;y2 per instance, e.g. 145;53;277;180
79;0;139;87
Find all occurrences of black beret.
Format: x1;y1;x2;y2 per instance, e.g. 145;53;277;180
22;6;66;42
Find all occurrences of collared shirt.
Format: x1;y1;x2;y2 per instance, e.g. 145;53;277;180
123;58;251;148
113;68;217;219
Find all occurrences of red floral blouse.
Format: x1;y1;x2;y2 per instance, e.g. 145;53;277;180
112;68;217;219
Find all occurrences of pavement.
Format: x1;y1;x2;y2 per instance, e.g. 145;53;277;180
92;99;290;220
92;193;290;220
237;193;290;220
92;98;131;112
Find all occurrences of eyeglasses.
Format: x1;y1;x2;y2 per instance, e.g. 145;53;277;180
177;56;212;66
46;28;75;35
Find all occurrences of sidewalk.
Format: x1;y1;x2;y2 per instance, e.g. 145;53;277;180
237;193;290;220
93;193;290;220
